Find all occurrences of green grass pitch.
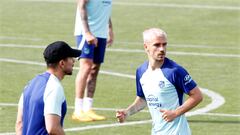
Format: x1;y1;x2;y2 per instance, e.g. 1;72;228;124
0;0;239;134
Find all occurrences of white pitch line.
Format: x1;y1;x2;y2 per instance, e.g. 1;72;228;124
0;120;153;135
0;133;15;135
1;42;239;50
185;88;225;117
107;48;240;58
0;36;42;41
0;58;46;66
0;103;18;107
198;113;240;117
167;51;240;58
19;0;240;11
0;44;46;49
0;44;239;58
114;2;240;11
99;70;135;79
114;41;240;50
64;120;152;132
0;58;134;79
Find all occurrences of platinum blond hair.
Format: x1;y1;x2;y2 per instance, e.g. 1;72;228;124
143;28;167;44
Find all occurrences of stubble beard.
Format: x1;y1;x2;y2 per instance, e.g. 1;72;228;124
64;69;73;75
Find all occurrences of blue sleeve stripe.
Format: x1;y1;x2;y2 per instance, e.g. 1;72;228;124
136;61;148;98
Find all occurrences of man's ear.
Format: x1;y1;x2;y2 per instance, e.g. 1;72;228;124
144;44;148;52
58;60;65;68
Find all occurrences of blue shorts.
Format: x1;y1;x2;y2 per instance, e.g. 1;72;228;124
76;35;107;64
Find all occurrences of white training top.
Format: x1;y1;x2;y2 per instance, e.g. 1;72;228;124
136;58;197;135
74;0;112;38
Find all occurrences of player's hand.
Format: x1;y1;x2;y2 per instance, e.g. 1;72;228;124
107;28;114;47
85;31;98;47
116;110;127;123
160;109;178;122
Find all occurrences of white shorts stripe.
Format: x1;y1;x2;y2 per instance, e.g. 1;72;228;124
78;36;85;50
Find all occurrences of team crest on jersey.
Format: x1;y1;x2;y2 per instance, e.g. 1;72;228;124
83;47;90;54
159;81;165;88
184;75;192;85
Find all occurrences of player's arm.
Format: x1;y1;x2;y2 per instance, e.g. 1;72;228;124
78;0;97;45
175;86;203;116
16;94;23;135
45;114;65;135
160;86;203;122
107;18;114;46
16;107;23;135
126;96;147;116
44;82;65;134
116;96;147;123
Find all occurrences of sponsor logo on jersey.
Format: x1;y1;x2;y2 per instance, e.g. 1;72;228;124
146;95;161;109
102;0;111;6
184;74;192;85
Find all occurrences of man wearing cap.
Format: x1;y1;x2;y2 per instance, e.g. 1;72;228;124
15;41;81;135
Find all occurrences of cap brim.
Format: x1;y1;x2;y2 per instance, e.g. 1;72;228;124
70;49;82;57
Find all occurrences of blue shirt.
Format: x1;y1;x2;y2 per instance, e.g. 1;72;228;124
74;0;112;38
136;58;196;135
19;72;67;135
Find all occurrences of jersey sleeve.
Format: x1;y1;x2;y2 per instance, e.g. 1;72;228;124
136;69;145;98
175;66;197;94
18;93;23;109
44;85;65;117
19;81;31;109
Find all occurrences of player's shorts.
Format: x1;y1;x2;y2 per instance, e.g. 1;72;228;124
76;35;107;64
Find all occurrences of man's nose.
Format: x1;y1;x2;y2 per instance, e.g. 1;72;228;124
158;45;165;51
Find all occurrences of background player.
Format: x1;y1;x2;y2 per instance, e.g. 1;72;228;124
72;0;114;122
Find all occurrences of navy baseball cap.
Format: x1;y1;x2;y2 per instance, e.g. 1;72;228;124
43;41;81;63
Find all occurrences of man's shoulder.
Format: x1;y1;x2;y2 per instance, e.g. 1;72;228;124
47;74;62;89
163;58;184;70
23;72;51;97
161;58;189;79
28;72;50;85
136;61;148;79
163;58;192;82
